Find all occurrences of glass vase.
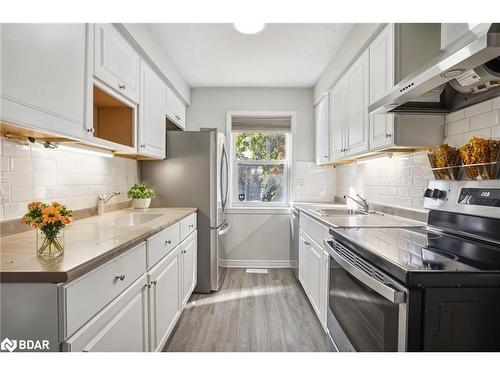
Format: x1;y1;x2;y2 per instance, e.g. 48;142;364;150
36;229;65;258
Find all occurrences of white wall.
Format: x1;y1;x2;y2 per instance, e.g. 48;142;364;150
187;87;331;266
0;140;139;220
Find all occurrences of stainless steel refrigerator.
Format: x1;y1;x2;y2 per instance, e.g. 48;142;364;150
140;129;230;293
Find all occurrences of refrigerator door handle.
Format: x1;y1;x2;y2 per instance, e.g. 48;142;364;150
218;222;231;236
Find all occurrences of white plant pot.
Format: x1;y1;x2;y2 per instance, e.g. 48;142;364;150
132;198;151;209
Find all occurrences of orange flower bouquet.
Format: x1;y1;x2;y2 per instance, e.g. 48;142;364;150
22;201;73;258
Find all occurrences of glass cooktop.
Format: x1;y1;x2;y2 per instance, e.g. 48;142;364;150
332;226;500;275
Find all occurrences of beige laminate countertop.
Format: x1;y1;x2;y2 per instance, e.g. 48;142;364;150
0;207;196;283
292;202;426;229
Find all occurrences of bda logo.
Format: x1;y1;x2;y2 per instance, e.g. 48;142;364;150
1;338;17;352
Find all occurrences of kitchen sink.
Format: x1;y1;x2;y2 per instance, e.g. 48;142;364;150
311;208;368;216
102;213;163;227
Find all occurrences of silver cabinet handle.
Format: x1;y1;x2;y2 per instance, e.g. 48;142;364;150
324;155;329;159
151;280;157;285
118;84;126;90
188;224;194;228
304;241;311;246
115;274;126;281
165;240;172;246
146;280;157;288
140;144;146;148
87;127;95;133
385;133;392;138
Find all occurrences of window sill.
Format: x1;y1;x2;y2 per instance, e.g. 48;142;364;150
226;206;290;215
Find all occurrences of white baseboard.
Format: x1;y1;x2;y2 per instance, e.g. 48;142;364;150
219;259;293;268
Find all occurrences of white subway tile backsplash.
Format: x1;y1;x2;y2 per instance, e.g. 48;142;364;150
2;141;30;158
469;110;499;131
446;118;469;136
9;158;32;173
464;100;493;118
0;139;139;220
493;97;500;110
11;186;33;202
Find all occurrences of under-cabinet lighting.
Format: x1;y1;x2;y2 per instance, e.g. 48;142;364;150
233;22;266;35
356;152;410;165
56;143;114;158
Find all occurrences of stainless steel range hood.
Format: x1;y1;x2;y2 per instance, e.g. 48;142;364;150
369;23;500;114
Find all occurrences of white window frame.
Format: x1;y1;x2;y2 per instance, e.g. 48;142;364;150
226;111;295;209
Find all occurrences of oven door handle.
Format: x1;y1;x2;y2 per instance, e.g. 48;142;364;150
324;240;406;304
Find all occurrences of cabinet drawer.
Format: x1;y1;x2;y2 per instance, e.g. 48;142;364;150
64;275;148;352
62;242;146;339
180;213;197;241
147;223;180;269
299;213;329;246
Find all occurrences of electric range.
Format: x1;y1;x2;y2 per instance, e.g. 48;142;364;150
324;180;500;352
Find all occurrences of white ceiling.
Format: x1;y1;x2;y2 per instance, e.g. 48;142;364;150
149;23;354;87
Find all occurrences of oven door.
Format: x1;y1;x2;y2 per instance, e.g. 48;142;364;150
324;239;408;352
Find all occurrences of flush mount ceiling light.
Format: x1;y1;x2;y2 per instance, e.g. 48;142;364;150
233;22;266;35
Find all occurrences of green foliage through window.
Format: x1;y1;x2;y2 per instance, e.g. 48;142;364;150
234;133;286;160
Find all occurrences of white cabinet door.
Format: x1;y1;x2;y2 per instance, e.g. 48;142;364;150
0;24;88;139
369;24;395;150
345;50;370;156
315;94;330;165
64;275;149;352
306;239;324;319
94;24;140;103
139;63;166;159
166;86;186;129
329;82;346;162
148;248;181;352
298;230;309;294
180;230;197;307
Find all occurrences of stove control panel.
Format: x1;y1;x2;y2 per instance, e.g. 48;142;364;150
424;180;500;219
458;188;500;207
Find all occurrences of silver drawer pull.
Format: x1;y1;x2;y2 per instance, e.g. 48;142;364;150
151;280;157;285
115;274;126;281
165;240;172;246
118;83;126;90
304;241;311;246
189;224;194;228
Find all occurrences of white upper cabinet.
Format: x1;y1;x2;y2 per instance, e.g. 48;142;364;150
166;86;186;130
0;24;88;140
94;24;141;104
329;81;346;161
139;63;167;159
369;24;395;150
314;94;330;165
345;50;370;156
329;50;369;162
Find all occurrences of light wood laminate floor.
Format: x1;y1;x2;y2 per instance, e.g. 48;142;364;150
164;268;334;352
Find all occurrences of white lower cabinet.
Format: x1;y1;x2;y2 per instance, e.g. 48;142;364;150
180;231;198;307
147;247;181;352
298;228;329;328
61;214;198;352
64;275;149;352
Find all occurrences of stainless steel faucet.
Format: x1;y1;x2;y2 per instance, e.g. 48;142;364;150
344;194;369;213
97;191;120;216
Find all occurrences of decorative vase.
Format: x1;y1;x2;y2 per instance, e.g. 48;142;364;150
132;198;151;209
37;229;64;258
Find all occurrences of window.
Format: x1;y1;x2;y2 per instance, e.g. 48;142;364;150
229;114;292;207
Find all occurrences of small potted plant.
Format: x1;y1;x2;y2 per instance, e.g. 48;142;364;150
127;183;155;209
22;201;73;258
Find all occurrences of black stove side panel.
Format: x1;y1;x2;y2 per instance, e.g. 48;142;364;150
422;287;500;351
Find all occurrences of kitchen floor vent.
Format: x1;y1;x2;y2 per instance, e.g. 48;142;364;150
246;268;269;274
